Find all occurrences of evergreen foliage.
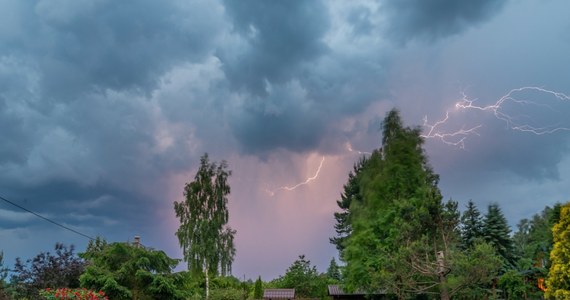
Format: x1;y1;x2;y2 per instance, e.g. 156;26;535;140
80;240;187;300
277;255;326;299
0;251;8;300
546;202;570;299
326;258;342;282
342;109;450;299
330;157;367;255
482;203;515;268
174;153;236;298
460;200;484;249
253;276;263;299
448;240;502;299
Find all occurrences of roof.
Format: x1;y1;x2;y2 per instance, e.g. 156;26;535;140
263;289;295;298
328;285;366;296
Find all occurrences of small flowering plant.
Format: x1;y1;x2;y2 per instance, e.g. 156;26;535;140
39;288;109;300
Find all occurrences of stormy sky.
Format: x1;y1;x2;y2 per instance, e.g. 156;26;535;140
1;0;570;280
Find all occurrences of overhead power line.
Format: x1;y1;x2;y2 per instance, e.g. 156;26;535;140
0;194;95;240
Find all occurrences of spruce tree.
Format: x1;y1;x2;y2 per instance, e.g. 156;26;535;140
330;157;367;255
461;200;484;249
482;203;515;268
253;276;263;299
546;202;570;299
326;258;342;282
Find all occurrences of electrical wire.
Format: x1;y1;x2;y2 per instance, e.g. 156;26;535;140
0;194;95;240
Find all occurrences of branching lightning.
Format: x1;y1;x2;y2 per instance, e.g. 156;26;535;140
266;142;372;196
266;156;325;196
422;86;570;148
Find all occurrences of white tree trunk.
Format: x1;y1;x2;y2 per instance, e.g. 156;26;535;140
205;264;210;299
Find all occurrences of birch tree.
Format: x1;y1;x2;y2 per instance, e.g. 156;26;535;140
174;153;236;299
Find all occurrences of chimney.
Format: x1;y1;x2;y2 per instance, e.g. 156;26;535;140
134;235;141;248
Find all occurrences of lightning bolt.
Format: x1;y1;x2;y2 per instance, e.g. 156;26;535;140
422;86;570;148
266;156;325;196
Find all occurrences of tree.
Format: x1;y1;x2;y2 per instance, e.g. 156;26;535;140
460;200;484;249
0;251;9;300
508;205;561;299
342;109;448;299
330;157;367;255
253;276;263;299
447;240;502;299
10;243;86;299
326;258;341;282
546;202;570;299
80;239;187;300
278;255;326;299
174;153;236;299
482;203;515;268
209;276;247;300
498;270;527;300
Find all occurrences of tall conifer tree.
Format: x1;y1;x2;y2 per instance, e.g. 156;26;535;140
343;109;447;299
461;200;484;249
482;203;515;268
331;157;367;255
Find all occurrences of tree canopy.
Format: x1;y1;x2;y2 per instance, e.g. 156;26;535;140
9;243;86;299
546;202;570;299
80;238;186;300
342;109;450;299
174;153;236;298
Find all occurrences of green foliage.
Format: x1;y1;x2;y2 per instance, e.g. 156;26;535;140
514;204;560;270
342;109;446;298
498;270;527;299
546;202;570;299
482;203;516;268
277;255;327;299
174;153;236;281
326;258;341;282
253;276;263;299
330;157;367;255
0;251;8;300
448;240;502;298
460;200;484;249
208;287;244;300
10;243;86;299
80;240;187;300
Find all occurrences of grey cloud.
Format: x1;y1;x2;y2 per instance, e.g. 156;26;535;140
347;6;375;36
381;0;506;43
0;178;158;236
2;0;223;101
229;84;324;154
220;0;330;96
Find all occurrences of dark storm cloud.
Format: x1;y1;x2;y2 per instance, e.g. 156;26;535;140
220;0;329;96
382;0;506;43
228;84;324;154
218;1;393;154
1;178;155;231
1;0;222;101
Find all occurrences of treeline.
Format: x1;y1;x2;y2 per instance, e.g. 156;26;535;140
331;109;569;299
0;239;343;299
